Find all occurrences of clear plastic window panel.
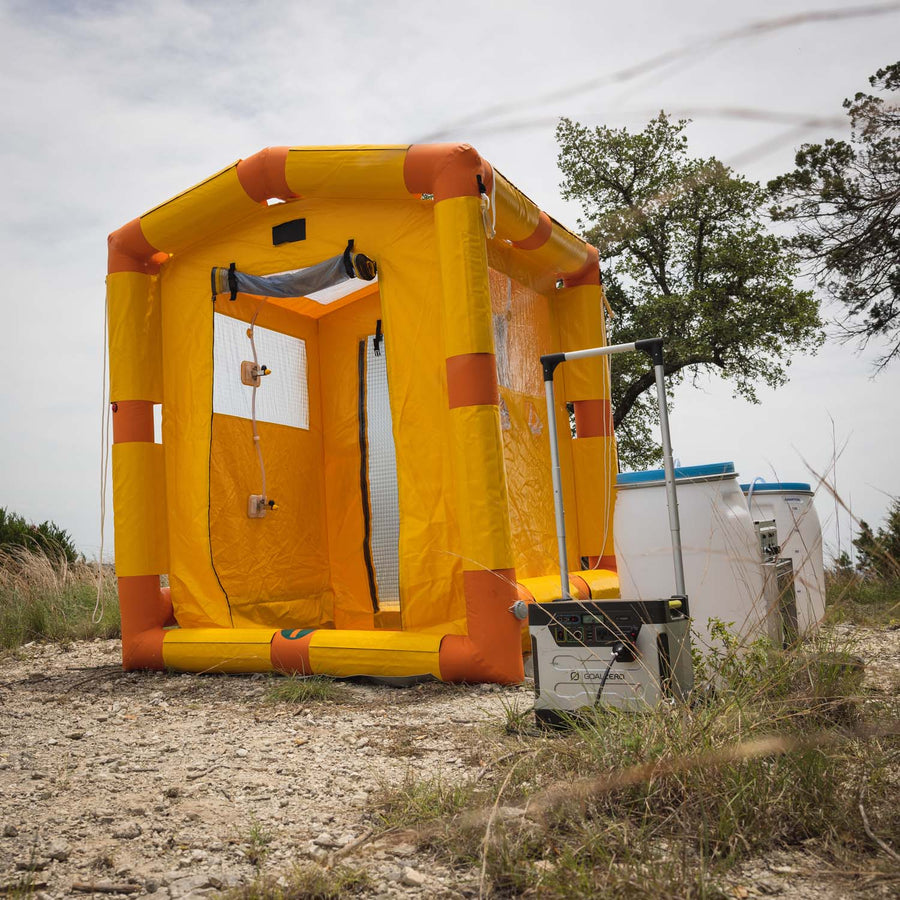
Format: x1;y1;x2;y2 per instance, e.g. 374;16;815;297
365;336;400;608
213;312;309;430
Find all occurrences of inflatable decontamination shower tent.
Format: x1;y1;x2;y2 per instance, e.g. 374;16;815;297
107;144;619;683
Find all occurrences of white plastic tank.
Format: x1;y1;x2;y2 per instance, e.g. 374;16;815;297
741;480;825;635
615;462;767;653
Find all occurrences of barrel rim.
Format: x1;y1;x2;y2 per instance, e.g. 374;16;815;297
617;461;735;488
740;481;812;494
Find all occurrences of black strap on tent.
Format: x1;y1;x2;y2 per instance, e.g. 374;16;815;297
374;319;383;357
342;240;356;279
227;262;238;301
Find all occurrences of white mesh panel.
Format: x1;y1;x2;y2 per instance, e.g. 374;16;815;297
213;312;309;430
365;336;400;607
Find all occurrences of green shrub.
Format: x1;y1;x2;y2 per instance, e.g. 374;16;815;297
825;570;900;626
0;507;79;566
853;498;900;579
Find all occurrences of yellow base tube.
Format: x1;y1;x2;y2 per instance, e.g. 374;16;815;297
158;627;444;679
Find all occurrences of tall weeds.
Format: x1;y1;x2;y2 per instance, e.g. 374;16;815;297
374;623;899;898
0;546;119;650
825;569;900;627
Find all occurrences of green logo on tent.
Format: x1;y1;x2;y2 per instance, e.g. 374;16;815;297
280;628;313;640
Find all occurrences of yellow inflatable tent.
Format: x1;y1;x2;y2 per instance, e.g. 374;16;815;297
106;144;618;683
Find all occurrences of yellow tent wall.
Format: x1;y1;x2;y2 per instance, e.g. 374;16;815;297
107;144;617;683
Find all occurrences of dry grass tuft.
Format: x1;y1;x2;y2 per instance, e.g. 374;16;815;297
825;570;900;627
222;863;370;899
264;675;350;705
374;621;900;898
0;546;119;651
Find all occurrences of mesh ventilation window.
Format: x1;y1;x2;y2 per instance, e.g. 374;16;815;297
213;312;309;430
488;269;547;397
365;336;400;608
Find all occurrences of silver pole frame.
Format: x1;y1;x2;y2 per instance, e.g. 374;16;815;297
544;375;570;598
541;338;686;601
653;361;687;597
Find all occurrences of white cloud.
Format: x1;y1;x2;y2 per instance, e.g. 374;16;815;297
1;0;898;558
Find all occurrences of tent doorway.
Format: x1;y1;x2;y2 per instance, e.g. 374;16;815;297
359;332;400;616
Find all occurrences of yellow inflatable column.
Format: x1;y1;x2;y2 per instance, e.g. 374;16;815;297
556;249;618;571
107;221;171;670
404;145;523;683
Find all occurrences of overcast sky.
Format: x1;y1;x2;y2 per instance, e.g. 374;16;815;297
1;0;898;562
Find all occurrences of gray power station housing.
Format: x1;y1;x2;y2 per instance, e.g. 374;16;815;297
529;598;693;727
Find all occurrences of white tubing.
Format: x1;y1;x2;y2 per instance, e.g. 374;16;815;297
248;303;267;503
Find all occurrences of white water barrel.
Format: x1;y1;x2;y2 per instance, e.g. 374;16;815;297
615;462;767;653
741;481;825;635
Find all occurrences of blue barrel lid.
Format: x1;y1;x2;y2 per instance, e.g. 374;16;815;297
617;461;735;485
740;481;811;493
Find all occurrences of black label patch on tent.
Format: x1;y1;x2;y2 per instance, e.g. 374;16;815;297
272;218;307;245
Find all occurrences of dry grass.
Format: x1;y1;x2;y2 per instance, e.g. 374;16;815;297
825;571;900;627
0;546;119;651
264;675;349;705
222;863;371;899
373;624;900;899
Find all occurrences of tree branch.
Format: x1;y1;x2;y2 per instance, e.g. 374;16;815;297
613;355;718;427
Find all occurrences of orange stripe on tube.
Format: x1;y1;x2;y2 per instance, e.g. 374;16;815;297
108;218;161;275
573;399;613;438
159;586;176;628
570;575;591;599
512;211;552;251
561;244;600;287
403;143;487;201
112;400;154;443
270;630;315;675
118;575;166;670
446;353;499;409
439;569;523;683
588;554;618;572
236;147;296;203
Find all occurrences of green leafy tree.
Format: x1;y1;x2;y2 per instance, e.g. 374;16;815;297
0;507;79;566
832;550;855;576
853;498;900;578
769;62;900;369
557;114;823;468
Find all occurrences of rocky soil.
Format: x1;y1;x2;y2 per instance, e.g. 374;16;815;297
0;626;897;899
0;639;520;899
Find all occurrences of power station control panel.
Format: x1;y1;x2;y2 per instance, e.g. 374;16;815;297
547;609;641;660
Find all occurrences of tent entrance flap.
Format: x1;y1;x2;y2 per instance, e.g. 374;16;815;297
211;242;377;303
358;334;400;613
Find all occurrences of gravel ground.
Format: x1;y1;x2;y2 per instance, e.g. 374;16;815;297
0;639;520;899
0;626;897;899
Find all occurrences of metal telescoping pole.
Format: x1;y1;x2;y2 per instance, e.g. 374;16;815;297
653;362;687;597
541;343;637;601
541;338;686;603
633;339;686;598
542;367;570;600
